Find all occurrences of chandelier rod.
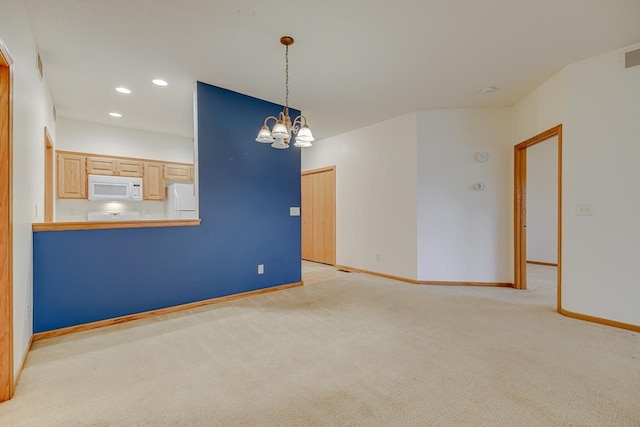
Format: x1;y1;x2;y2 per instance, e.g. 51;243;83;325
284;43;289;115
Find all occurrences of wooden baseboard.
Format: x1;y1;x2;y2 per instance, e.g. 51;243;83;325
527;260;558;267
418;280;513;287
559;309;640;333
14;336;33;386
335;265;513;287
336;265;419;284
33;281;303;341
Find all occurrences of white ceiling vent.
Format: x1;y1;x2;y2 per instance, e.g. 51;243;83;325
624;48;640;69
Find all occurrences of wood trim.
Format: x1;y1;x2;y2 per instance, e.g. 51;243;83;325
526;260;558;267
301;165;335;176
335;265;513;287
32;218;201;232
55;150;193;167
418;280;513;288
514;124;562;315
514;145;527;289
0;39;14;402
559;309;640;333
336;264;419;284
44;127;53;222
13;336;33;386
33;281;304;341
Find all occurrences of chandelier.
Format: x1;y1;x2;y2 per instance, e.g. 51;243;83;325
255;36;314;149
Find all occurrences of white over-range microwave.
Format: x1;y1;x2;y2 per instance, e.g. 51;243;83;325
88;175;143;202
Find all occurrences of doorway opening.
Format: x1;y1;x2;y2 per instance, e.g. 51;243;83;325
0;39;14;402
514;125;562;312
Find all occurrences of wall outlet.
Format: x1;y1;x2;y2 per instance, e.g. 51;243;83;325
258;264;264;275
375;253;381;262
290;207;300;216
576;204;593;216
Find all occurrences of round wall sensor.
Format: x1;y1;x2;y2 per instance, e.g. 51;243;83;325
473;183;485;191
475;151;489;162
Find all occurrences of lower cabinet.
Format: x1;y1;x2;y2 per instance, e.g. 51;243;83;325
143;162;164;200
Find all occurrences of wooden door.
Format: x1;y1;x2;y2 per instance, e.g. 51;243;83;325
301;174;313;259
301;167;336;265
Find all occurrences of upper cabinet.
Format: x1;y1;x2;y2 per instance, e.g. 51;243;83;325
86;157;116;175
57;153;86;199
116;160;143;177
164;163;193;181
56;150;193;200
143;162;165;200
87;156;143;177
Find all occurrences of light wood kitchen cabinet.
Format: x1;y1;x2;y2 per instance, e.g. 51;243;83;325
164;163;192;181
57;153;87;199
86;156;116;175
143;162;164;200
117;160;143;177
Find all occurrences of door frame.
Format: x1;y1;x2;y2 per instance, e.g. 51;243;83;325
514;124;562;312
44;127;54;222
301;166;336;265
0;38;15;402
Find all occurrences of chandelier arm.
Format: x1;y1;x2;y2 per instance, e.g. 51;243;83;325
291;115;304;133
263;116;279;127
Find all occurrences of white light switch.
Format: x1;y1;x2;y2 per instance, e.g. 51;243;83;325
290;207;300;216
258;264;264;275
575;204;593;216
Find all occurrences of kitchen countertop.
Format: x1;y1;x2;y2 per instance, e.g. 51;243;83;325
32;218;201;232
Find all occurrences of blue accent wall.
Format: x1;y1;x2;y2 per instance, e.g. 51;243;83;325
33;82;301;332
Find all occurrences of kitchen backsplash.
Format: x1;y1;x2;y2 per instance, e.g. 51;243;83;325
56;199;167;221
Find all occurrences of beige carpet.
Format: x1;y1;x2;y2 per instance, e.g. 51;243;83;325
1;262;638;426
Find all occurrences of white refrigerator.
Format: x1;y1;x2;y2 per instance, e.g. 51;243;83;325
166;183;197;219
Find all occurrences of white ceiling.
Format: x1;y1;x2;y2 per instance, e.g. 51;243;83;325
24;0;640;140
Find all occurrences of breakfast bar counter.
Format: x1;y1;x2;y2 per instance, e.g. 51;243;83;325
32;219;201;232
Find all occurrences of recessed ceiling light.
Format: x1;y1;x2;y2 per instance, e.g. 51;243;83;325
109;112;122;118
115;87;131;94
152;79;168;87
482;86;498;94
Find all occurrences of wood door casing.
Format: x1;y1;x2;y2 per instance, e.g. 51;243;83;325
44;128;53;222
301;174;313;260
1;40;14;402
301;167;336;265
514;125;562;312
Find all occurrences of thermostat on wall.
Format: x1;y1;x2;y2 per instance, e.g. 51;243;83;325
475;151;489;162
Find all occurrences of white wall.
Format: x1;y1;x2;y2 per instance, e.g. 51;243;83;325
561;46;640;325
417;108;512;282
512;45;640;326
57;118;193;162
526;137;558;264
56;118;194;221
302;113;418;280
0;0;57;376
